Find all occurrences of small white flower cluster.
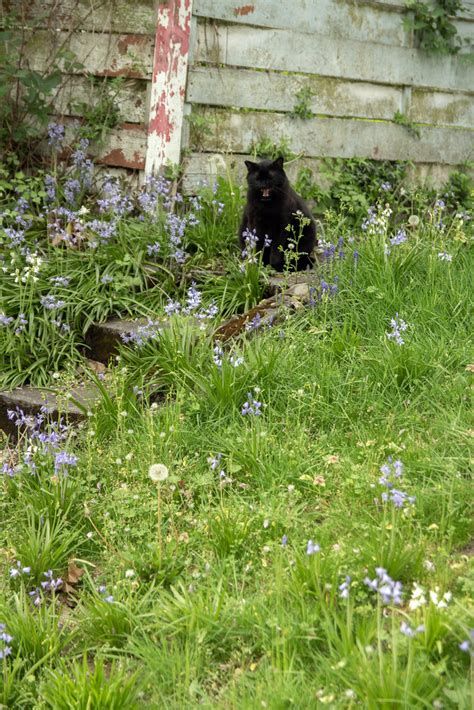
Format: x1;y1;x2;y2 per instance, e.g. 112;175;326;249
408;582;452;611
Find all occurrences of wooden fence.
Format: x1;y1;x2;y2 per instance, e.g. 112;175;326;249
17;0;474;186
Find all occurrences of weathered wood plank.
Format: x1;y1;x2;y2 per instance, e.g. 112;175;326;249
411;88;474;129
181;151;469;192
195;23;473;92
26;0;157;36
193;0;408;46
187;66;403;120
187;108;474;164
181;151;327;192
96;124;147;169
51;76;148;124
63;121;147;169
369;0;474;21
188;66;474;129
25;30;154;79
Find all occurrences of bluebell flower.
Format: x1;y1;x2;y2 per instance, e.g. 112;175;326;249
54;450;78;474
49;276;71;287
281;535;288;547
183;282;202;313
306;539;320;555
0;313;14;327
241;393;262;416
44;175;57;202
389;229;407;246
208;453;223;471
64;178;81;204
4;227;25;248
458;630;474;654
47;122;65;149
386;314;409;345
41;569;62;591
164;299;181;316
147;242;160;256
437;251;452;262
98;584;114;603
41;295;66;310
400;621;425;637
213;344;223;367
89;219;117;243
120;319;161;347
364;568;403;604
245;313;262;332
9;561;31;578
339;575;351;599
97;179;133;216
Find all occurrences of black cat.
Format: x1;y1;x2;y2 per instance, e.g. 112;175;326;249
239;157;316;272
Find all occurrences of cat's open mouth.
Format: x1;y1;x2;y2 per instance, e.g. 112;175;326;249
261;188;272;199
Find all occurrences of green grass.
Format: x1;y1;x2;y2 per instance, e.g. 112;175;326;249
0;173;473;708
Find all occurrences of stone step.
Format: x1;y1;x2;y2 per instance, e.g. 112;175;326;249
85;318;151;363
266;271;319;297
215;277;316;340
0;384;102;438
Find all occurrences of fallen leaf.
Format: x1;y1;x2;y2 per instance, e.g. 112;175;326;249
67;561;85;586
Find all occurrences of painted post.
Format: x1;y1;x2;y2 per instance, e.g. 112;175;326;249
145;0;193;175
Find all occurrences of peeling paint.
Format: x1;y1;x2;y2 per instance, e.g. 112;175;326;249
98;148;145;170
117;34;150;56
145;0;193;174
233;4;255;16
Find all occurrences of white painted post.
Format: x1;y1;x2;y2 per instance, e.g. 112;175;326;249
145;0;193;175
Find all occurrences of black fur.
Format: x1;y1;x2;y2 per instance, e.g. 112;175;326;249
239;157;316;271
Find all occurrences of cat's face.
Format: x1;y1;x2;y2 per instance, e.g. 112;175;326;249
245;157;287;202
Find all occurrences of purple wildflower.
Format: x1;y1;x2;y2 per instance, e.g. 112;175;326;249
390;229;407;246
120;319;161;347
54;450;78;474
245;312;262;332
47;122;65;149
4;227;25;248
9;561;31;578
164;299;181;316
364;567;403;605
49;276;70;287
44;175;57;202
437;251;452;262
400;621;425;637
64;178;81;204
41;295;66;310
41;569;62;592
0;313;14;327
183;282;202;313
213;344;223;367
339;575;351;599
306;539;320;555
89;219;117;243
97;179;133;216
386;314;409;345
147;242;160;256
1;463;15;477
241;393;262;417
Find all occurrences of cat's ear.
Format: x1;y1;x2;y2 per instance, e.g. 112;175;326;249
272;156;285;171
244;160;258;173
